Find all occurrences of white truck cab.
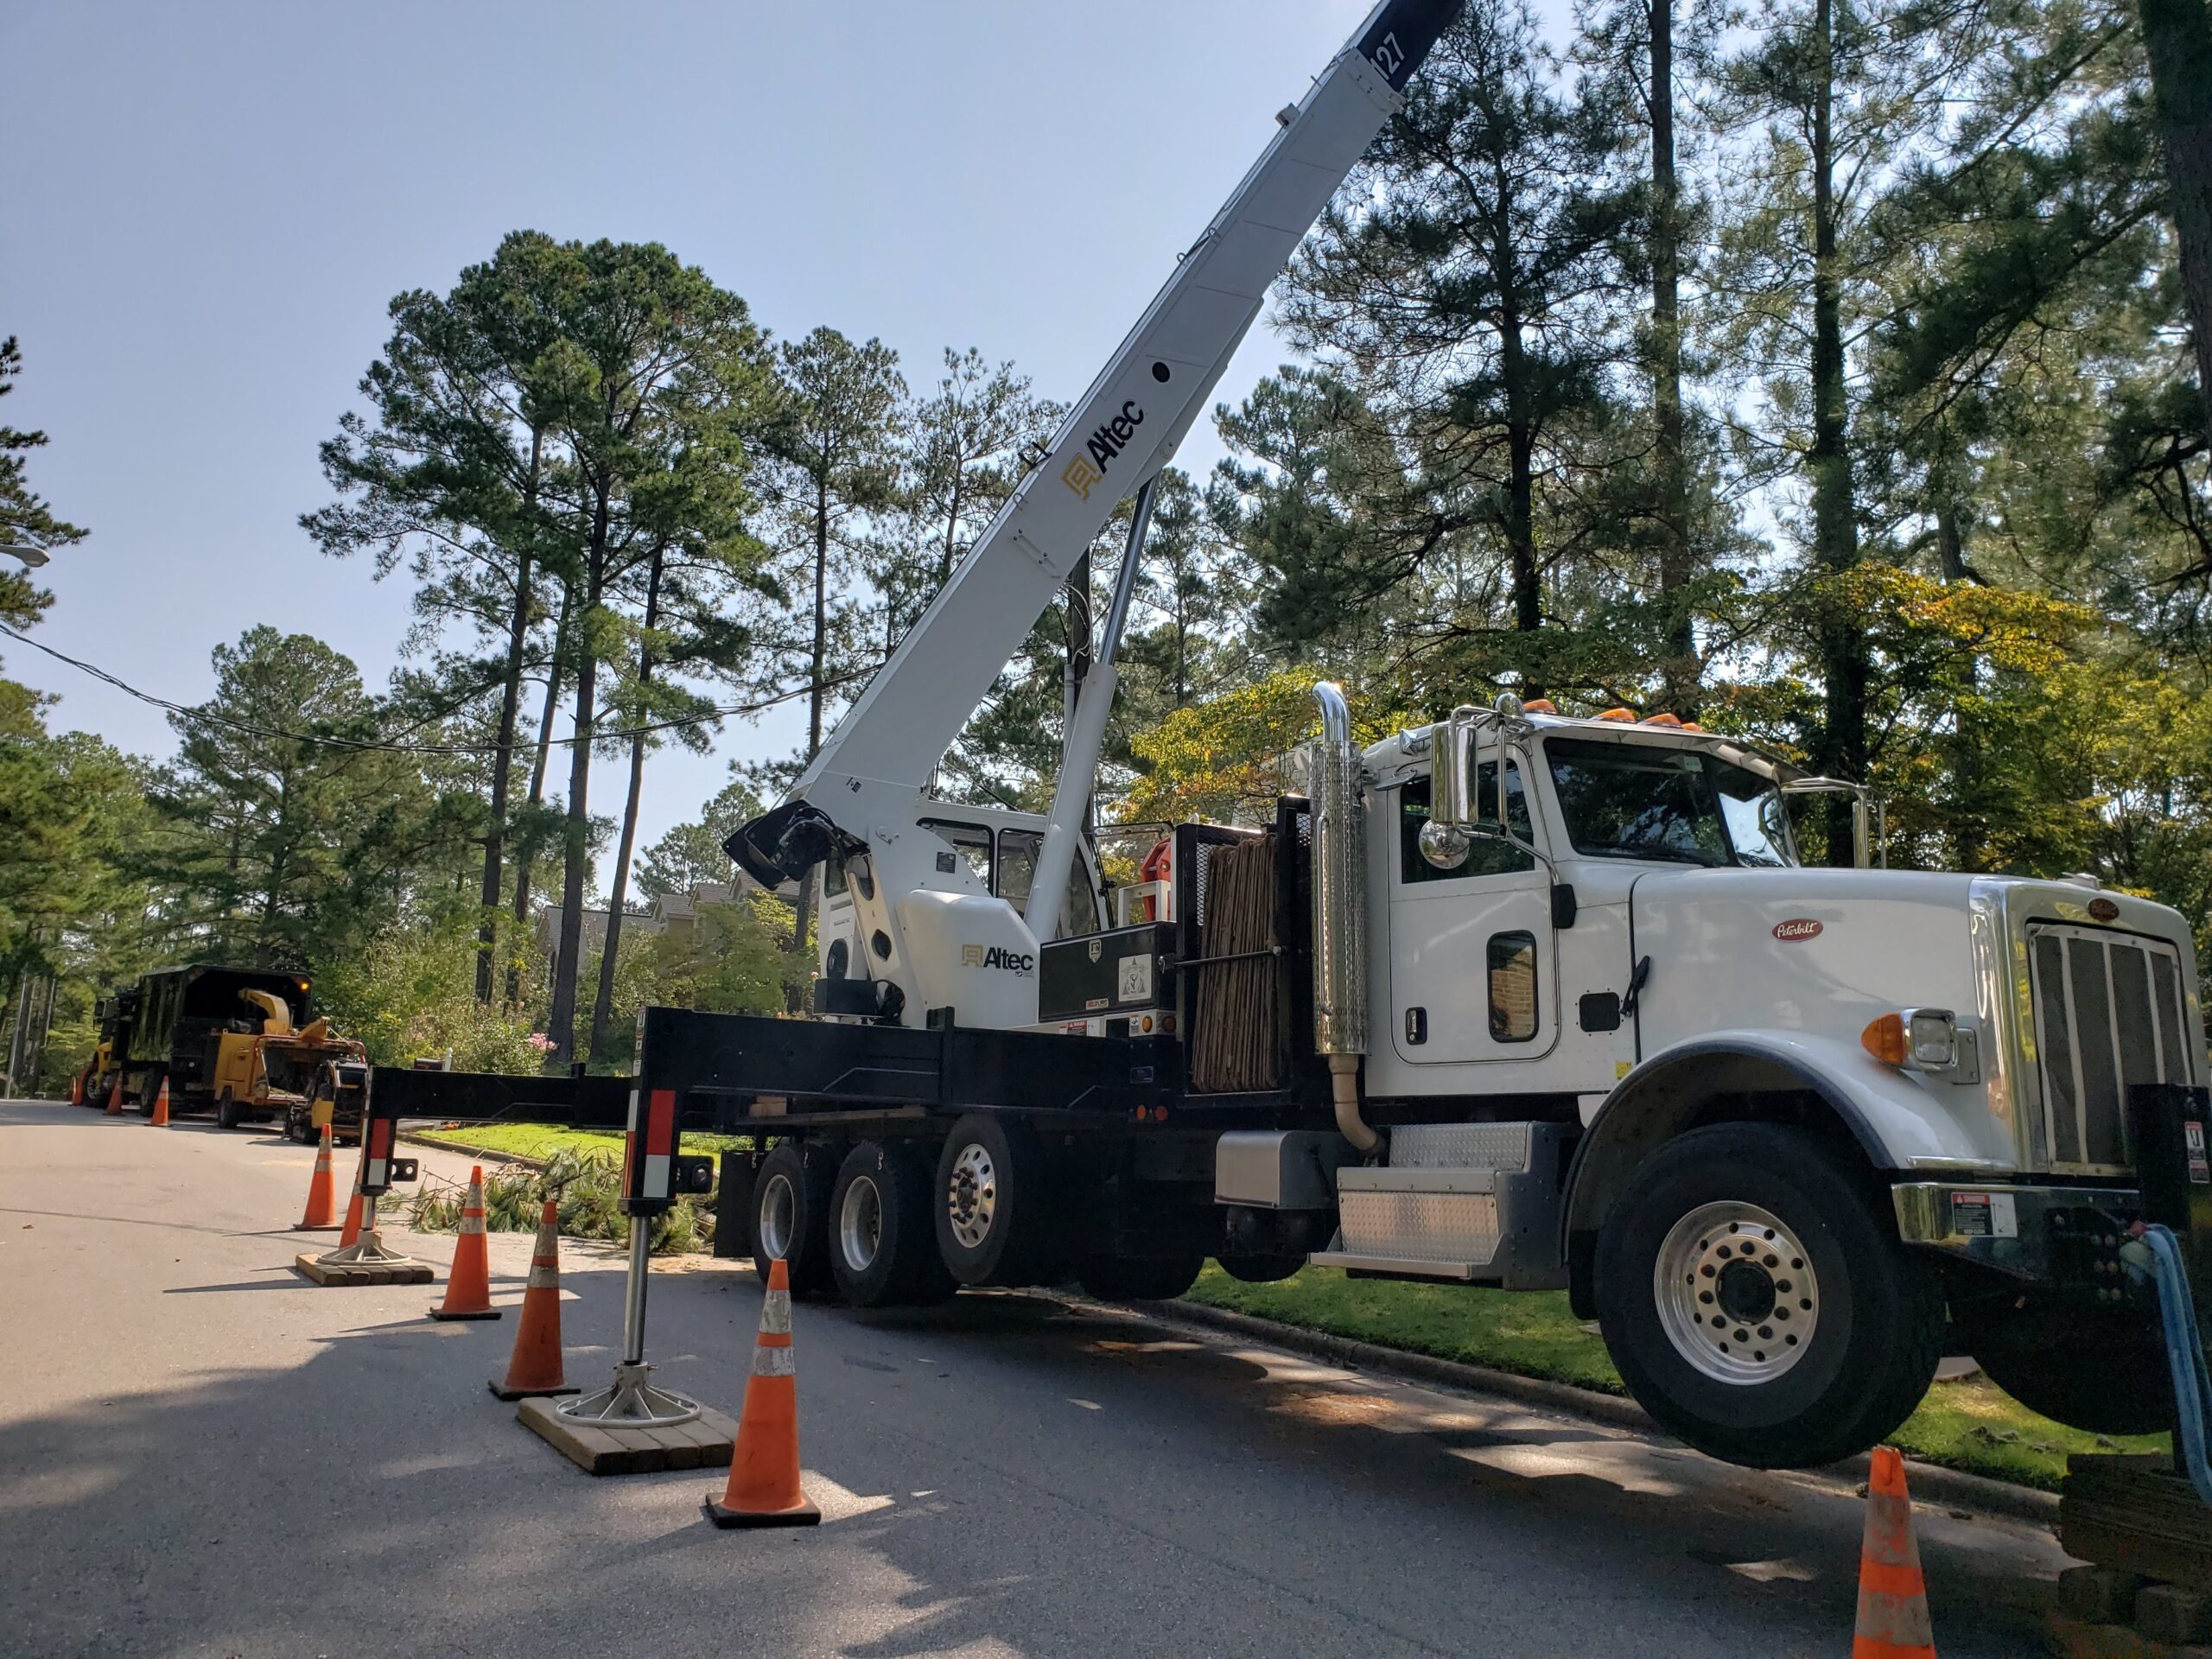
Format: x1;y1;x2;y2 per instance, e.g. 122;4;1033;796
1274;690;2209;1465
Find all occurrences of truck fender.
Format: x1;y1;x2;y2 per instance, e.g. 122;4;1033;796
1558;1031;1960;1316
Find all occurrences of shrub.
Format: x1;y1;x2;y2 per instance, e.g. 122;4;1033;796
404;1147;715;1253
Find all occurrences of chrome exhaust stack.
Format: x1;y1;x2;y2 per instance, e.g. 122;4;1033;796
1308;682;1377;1154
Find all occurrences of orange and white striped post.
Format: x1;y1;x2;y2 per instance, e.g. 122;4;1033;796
1853;1446;1937;1658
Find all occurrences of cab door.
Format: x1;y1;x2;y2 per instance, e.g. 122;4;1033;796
1388;760;1557;1065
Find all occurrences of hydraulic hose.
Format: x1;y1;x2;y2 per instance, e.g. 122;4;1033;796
2120;1223;2212;1506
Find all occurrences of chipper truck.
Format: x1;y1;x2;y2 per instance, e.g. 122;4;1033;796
77;963;319;1119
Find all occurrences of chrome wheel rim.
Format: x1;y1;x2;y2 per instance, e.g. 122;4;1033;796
945;1143;996;1251
1653;1201;1820;1385
839;1173;884;1272
758;1172;797;1262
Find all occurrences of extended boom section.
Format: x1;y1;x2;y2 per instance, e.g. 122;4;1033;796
774;0;1462;827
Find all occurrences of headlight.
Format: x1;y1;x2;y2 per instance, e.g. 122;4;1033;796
1862;1007;1960;1071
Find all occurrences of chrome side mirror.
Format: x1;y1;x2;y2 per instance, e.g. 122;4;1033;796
1781;777;1884;868
1418;705;1479;868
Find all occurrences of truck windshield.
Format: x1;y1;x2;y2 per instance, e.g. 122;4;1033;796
1545;738;1795;868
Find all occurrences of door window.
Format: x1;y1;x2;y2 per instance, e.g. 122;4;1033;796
920;819;994;886
998;829;1097;938
1399;766;1535;885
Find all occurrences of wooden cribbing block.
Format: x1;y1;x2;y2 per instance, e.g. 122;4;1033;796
292;1252;435;1287
2058;1453;2212;1592
516;1396;737;1477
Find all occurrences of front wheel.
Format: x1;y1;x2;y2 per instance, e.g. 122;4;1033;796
1594;1122;1942;1470
215;1091;243;1130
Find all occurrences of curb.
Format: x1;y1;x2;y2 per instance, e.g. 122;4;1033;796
1148;1297;2061;1529
398;1132;551;1172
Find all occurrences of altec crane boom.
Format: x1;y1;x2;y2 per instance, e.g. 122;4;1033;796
686;0;2212;1496
734;1;1465;1010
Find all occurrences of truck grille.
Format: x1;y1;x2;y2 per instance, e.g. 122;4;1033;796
2027;924;2195;1170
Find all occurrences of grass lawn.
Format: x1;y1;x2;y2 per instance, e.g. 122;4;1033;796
1184;1263;2168;1491
410;1122;753;1164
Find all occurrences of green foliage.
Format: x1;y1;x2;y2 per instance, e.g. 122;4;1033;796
134;626;473;969
312;912;548;1071
644;892;805;1019
0;336;86;564
404;1147;714;1252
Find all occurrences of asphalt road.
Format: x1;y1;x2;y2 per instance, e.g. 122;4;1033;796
0;1098;2113;1658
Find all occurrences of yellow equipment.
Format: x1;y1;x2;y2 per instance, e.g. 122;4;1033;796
210;989;366;1133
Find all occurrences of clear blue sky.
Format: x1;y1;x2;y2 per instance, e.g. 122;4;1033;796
2;1;1544;877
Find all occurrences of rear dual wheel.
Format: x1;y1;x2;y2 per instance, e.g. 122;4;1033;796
830;1142;957;1308
751;1142;836;1298
934;1113;1067;1288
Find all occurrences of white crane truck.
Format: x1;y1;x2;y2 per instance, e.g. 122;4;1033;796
630;0;2212;1471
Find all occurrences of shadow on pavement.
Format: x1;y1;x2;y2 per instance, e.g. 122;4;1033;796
0;1232;2076;1659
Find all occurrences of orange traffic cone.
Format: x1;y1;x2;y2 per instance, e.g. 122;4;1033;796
150;1078;171;1128
105;1075;123;1116
429;1166;500;1321
705;1256;820;1529
1853;1446;1937;1658
69;1073;81;1106
490;1199;576;1399
293;1125;338;1230
335;1180;365;1249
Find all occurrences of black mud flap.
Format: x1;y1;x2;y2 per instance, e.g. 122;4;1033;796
2126;1083;2212;1329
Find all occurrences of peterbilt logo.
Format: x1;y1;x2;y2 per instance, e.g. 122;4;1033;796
1061;399;1145;499
1772;918;1823;942
960;943;1036;974
2088;896;2120;922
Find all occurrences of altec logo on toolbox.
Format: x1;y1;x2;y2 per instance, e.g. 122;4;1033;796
1061;399;1145;499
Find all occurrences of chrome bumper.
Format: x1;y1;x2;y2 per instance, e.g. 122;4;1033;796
1892;1181;2143;1287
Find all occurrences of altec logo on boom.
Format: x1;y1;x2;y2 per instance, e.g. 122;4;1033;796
1061;399;1146;500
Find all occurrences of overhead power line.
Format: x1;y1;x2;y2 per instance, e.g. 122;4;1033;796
0;620;836;757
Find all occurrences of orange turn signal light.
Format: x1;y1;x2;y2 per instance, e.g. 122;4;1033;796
1522;697;1557;715
1643;712;1682;728
1596;707;1636;722
1861;1012;1909;1067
